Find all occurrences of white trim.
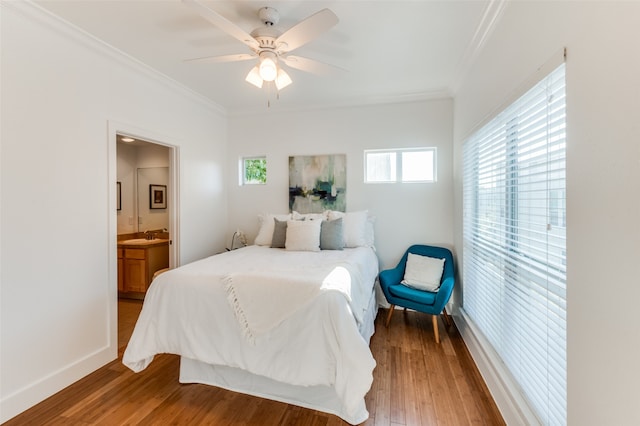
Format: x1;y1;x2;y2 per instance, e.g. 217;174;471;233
109;120;181;268
4;1;450;119
453;309;543;426
0;346;114;423
106;123;181;425
451;0;508;95
3;0;225;116
168;145;181;268
107;121;119;374
228;88;452;118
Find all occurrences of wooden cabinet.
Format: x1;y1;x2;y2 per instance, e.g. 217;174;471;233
118;240;169;298
123;248;147;293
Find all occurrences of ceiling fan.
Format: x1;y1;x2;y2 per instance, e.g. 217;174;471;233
182;0;343;91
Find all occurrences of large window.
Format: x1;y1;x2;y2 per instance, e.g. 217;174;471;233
364;148;436;183
462;63;566;424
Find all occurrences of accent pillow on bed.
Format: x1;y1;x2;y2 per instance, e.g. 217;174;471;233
270;218;288;248
327;210;374;248
254;213;291;246
320;218;344;250
401;253;446;292
285;219;322;251
292;211;327;221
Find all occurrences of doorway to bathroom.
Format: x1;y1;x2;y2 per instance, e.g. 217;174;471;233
111;123;179;357
117;136;172;237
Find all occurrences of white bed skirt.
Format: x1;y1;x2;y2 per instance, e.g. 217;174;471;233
179;287;379;425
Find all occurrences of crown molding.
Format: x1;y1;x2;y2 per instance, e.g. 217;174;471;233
227;88;453;118
3;0;227;117
450;0;508;96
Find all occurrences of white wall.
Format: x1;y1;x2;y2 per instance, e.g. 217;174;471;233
0;2;228;422
453;2;640;425
117;143;138;234
227;100;454;270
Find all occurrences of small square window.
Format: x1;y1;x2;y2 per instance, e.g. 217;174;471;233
241;157;266;185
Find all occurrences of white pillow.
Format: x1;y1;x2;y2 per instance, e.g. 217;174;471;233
327;210;370;248
401;253;446;292
292;210;327;221
254;213;291;246
285;219;321;252
364;214;375;247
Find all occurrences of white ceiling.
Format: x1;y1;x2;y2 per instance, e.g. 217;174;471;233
34;0;501;114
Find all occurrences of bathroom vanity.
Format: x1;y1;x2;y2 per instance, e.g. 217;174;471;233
117;238;169;299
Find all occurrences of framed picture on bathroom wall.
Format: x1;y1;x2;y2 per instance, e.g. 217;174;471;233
149;184;167;209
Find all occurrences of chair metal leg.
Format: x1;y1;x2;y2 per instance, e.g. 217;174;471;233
432;314;440;344
385;305;395;327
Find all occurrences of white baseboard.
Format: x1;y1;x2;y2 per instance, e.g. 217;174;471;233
453;308;542;426
0;346;116;423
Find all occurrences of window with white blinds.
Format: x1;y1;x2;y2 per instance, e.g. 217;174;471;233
462;63;566;425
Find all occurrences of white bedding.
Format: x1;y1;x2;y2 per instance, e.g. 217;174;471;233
122;245;379;424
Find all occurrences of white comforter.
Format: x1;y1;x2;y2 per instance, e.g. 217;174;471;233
122;245;379;423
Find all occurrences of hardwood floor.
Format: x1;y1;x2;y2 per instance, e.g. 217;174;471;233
4;301;504;425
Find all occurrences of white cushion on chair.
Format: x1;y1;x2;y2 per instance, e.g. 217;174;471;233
401;253;445;292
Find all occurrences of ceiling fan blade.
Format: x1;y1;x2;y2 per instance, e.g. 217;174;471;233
184;53;256;64
182;0;259;50
281;55;346;76
276;9;338;53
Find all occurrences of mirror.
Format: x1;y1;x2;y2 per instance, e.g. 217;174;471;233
117;136;171;235
137;167;169;232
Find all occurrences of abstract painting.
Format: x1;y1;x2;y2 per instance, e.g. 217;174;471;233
289;154;346;213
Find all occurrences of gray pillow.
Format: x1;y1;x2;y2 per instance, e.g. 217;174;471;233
320;218;344;250
271;218;288;248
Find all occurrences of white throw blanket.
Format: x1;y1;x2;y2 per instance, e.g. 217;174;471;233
223;263;360;343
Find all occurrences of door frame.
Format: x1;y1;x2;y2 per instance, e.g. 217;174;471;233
108;120;180;356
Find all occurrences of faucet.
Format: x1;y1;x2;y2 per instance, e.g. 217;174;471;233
144;230;155;240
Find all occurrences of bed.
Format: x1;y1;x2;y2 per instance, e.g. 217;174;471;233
123;213;379;425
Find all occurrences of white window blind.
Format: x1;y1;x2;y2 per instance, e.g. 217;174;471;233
462;63;566;425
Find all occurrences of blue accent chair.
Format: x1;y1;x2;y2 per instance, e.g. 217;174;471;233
379;244;455;343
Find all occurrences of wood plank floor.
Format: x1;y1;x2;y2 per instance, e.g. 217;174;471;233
4;300;504;426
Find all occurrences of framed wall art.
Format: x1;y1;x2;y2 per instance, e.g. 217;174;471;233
289;154;346;213
149;184;167;209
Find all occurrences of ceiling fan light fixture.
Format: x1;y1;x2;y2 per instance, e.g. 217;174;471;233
259;56;278;82
275;68;292;90
183;1;343;99
245;66;263;88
